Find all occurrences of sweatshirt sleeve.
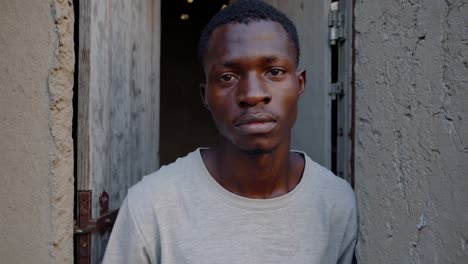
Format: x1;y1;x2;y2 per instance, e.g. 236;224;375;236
102;197;153;264
337;194;358;264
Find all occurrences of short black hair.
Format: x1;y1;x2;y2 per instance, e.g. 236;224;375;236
198;0;300;66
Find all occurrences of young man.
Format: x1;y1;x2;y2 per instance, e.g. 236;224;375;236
103;1;357;263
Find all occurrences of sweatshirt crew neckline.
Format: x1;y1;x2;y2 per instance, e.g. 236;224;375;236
194;148;312;211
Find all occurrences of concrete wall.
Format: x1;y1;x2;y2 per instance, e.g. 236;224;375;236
0;0;74;263
355;0;468;263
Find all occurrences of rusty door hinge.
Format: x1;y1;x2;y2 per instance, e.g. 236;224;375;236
74;191;119;264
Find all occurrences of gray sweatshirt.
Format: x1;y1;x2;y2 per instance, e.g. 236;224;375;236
102;149;357;264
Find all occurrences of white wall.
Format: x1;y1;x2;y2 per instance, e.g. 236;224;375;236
0;0;74;262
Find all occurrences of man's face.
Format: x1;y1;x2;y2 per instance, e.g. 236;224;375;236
201;20;305;153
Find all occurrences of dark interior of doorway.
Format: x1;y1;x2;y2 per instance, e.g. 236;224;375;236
330;0;340;178
72;0;79;262
160;0;228;166
331;44;338;176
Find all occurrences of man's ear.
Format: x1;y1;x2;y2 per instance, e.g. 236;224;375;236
200;83;210;110
296;69;306;98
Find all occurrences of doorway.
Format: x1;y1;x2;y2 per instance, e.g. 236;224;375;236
159;0;228;165
73;0;353;262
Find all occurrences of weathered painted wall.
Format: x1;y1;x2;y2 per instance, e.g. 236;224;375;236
355;0;468;263
0;0;74;263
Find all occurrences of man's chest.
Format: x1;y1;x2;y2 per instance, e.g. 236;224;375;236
154;207;337;264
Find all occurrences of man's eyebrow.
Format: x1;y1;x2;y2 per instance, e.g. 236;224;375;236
222;61;240;68
260;56;280;63
216;55;287;69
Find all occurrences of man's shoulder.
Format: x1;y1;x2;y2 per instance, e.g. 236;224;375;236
126;149;202;209
303;155;356;209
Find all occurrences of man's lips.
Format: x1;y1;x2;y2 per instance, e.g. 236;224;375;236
234;113;277;126
234;113;277;134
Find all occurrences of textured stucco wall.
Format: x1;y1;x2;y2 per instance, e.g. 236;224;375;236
355;0;468;263
0;0;74;263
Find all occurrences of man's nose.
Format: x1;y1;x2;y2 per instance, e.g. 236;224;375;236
236;73;272;108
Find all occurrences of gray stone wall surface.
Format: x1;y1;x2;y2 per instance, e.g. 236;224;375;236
0;0;74;263
355;0;468;263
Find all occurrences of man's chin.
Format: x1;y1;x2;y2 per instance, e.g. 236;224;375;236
236;143;278;156
242;148;274;156
222;134;280;155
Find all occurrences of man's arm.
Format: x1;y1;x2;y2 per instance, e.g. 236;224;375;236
337;232;357;264
102;197;154;263
337;195;358;264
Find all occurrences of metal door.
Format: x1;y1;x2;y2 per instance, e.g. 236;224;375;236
330;0;354;183
264;0;332;168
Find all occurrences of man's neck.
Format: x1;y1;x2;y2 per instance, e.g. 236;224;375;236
202;139;304;199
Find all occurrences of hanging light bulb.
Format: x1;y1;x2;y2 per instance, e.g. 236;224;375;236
180;14;189;20
187;0;194;3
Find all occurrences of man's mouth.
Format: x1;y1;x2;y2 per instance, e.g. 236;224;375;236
234;113;277;134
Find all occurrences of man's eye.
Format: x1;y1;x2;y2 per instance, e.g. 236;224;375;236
219;74;235;82
268;68;285;76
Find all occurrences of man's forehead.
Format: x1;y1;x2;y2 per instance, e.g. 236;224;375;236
211;20;287;45
205;20;296;65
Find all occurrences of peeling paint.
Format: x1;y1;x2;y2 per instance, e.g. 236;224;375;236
416;213;426;230
47;0;75;262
